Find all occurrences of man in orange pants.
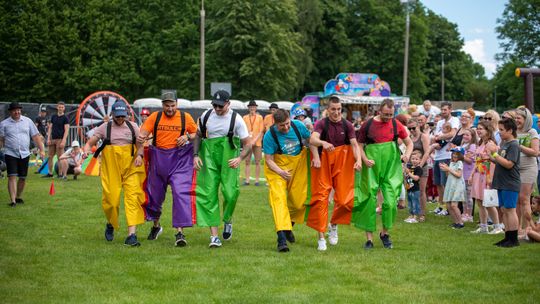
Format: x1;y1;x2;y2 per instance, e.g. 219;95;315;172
306;96;362;251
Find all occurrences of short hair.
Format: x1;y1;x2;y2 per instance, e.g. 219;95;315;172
440;101;452;109
329;96;340;104
452;151;464;161
407;118;419;126
273;109;290;124
423;100;431;106
498;117;518;137
57;101;65;106
411;149;423;158
380;98;394;110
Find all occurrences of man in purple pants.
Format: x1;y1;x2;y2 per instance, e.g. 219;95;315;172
138;92;198;247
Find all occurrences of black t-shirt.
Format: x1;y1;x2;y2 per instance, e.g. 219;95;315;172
50;114;69;139
35;116;48;137
405;166;423;192
492;139;520;192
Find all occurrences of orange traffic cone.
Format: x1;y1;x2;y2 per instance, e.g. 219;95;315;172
49;180;55;196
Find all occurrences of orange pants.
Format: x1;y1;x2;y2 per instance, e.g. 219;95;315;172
306;145;355;232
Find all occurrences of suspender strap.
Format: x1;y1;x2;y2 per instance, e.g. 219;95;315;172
392;118;398;142
152;111;163;147
180;111;185;136
93;121;112;158
270;126;283;154
227;112;237;149
364;118;398;146
199;109;213;139
290;121;303;144
342;118;350;145
125;121;136;156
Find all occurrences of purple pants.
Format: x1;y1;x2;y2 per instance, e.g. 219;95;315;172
145;145;195;228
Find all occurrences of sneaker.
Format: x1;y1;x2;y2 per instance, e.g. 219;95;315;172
105;223;114;241
463;215;474;223
243;181;250;186
41;174;53;178
498;239;520;248
436;209;449;216
317;238;327;251
379;233;393;249
277;231;289;252
9;202;16;207
15;198;24;204
452;223;465;229
470;227;488;234
175;232;187;247
209;236;222;248
223;222;233;240
147;226;163;240
488;227;504;235
284;230;295;243
73;175;78;180
254;182;260;186
432;207;442;214
408;218;419;223
124;234;141;247
364;240;374;250
328;224;338;245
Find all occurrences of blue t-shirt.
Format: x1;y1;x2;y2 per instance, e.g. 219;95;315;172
263;120;310;156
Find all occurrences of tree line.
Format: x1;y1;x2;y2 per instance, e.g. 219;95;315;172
0;0;537;111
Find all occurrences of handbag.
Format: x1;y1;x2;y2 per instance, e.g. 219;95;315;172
483;189;499;207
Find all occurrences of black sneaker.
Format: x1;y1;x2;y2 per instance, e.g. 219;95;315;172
105;223;114;241
9;202;16;208
364;240;374;250
124;234;141;247
73;175;77;180
284;230;295;243
379;233;393;249
452;223;464;229
223;222;233;240
277;231;289;252
15;198;24;204
175;232;187;247
147;226;163;240
41;174;53;178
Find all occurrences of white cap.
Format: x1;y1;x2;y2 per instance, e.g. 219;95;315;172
71;140;80;147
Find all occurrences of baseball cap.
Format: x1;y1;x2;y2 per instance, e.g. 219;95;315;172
71;140;80;147
112;101;128;117
212;90;230;106
450;146;465;154
269;103;278;109
8;102;22;111
161;91;177;103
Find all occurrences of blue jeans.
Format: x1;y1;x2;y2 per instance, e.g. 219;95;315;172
407;190;421;215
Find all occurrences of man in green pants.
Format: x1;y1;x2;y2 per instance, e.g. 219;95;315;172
192;90;252;248
353;99;413;249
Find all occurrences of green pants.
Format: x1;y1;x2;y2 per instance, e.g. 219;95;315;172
196;136;241;227
352;141;403;232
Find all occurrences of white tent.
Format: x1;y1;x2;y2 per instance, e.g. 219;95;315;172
229;99;247;110
176;98;192;109
191;100;213;109
133;98;162;108
253;100;270;110
274;101;295;110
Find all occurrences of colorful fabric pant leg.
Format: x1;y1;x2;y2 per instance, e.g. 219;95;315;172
196;137;241;227
352;141;403;232
264;148;310;231
145;145;195;228
306;145;355;232
100;145;145;229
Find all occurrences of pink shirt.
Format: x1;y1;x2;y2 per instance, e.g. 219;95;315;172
93;121;139;146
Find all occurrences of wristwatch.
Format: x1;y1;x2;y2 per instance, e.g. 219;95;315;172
186;133;191;140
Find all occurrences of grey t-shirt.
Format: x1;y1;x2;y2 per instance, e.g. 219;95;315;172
492;139;520;192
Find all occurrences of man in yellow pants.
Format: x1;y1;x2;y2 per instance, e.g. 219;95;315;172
83;101;146;247
263;109;312;252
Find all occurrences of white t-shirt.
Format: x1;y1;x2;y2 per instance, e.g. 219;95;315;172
61;148;84;166
200;109;249;140
434;116;460;161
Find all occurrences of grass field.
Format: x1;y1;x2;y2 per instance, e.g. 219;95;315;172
0;168;538;303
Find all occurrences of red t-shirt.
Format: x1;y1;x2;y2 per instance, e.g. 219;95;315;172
313;118;356;147
356;118;408;144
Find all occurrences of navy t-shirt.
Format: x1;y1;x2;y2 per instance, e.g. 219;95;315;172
50;114;69;139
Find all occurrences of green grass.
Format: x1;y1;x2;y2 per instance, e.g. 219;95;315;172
0;170;538;303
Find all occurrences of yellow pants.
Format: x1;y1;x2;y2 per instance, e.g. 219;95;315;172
100;145;146;229
264;148;309;231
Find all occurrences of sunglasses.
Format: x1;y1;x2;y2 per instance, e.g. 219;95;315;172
480;117;492;121
212;104;225;109
408;127;417;131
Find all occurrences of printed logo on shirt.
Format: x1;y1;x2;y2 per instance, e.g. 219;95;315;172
156;125;182;132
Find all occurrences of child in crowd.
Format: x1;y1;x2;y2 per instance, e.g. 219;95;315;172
461;129;477;222
404;152;423;223
440;148;466;229
486;118;521;247
430;122;452;151
525;196;540;242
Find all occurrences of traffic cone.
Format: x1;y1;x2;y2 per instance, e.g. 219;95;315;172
49;180;55;196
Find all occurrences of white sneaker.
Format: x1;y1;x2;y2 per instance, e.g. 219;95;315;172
470;227;488;234
436;210;449;216
408;218;418;223
209;236;222;248
488;227;504;234
328;224;338;245
317;238;327;251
